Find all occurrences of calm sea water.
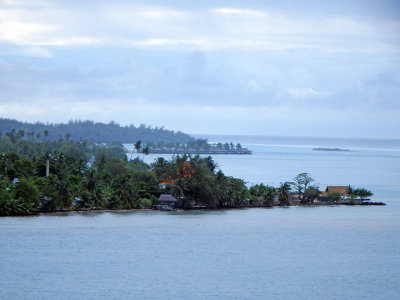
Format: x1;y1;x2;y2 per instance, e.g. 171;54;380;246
1;136;400;299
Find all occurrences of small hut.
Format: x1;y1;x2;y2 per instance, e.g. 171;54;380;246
155;194;178;210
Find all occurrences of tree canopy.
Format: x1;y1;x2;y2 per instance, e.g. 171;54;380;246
0;118;194;144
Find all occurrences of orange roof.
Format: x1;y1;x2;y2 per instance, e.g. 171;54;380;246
160;176;175;185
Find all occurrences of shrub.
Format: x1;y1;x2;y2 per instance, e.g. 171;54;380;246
327;191;342;202
14;177;40;212
139;198;152;208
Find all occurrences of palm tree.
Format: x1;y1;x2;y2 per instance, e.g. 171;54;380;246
263;187;276;207
74;191;92;210
278;182;291;206
81;169;102;207
134;140;142;153
112;174;136;208
204;156;218;173
130;140;142;160
152;157;166;175
142;145;150;159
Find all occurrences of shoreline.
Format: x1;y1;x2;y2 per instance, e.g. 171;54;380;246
10;201;383;217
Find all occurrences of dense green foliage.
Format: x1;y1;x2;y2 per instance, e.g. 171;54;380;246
0;135;256;215
0;133;374;216
249;184;276;207
348;186;374;199
0;118;194;144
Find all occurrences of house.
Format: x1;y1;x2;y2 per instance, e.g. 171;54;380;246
325;186;349;195
154;194;178;210
158;194;178;205
319;186;370;203
320;186;349;202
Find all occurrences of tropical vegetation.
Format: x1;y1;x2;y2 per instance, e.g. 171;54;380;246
0;128;375;216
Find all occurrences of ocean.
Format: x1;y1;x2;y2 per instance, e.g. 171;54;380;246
1;135;399;299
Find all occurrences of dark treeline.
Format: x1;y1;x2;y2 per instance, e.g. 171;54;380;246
0;118;194;144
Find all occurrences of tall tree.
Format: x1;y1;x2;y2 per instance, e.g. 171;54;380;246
130;140;142;160
142;145;150;158
278;182;291;206
134;140;142;153
304;186;320;204
291;173;314;203
112;173;137;208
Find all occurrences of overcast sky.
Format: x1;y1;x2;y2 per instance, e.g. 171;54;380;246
0;0;399;138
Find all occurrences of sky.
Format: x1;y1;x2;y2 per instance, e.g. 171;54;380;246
0;0;399;138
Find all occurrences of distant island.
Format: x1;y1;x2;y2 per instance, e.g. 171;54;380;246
312;147;350;152
0;118;252;155
0;118;193;144
141;139;252;155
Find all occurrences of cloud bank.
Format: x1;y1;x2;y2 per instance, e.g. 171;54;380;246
0;0;399;137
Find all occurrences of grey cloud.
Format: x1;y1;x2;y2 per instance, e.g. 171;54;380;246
0;0;398;138
1;51;399;113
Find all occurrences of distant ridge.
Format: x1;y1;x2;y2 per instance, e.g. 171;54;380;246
0;118;194;144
